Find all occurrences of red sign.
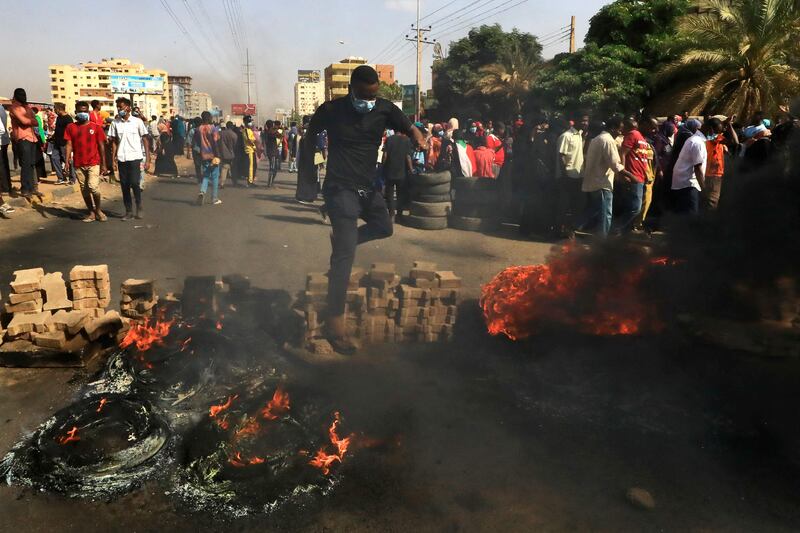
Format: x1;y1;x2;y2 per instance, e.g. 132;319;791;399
231;104;257;116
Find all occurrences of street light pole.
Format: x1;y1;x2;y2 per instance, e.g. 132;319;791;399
416;0;421;122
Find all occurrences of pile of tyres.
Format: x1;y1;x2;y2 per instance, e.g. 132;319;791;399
401;170;453;230
449;177;499;232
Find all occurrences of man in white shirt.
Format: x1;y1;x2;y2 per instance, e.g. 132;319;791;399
578;116;635;237
107;97;150;220
671;118;706;214
556;112;589;233
0;104;14;214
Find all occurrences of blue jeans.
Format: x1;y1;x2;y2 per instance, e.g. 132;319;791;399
615;181;644;234
49;144;77;183
200;160;220;201
672;187;699;214
579;189;613;237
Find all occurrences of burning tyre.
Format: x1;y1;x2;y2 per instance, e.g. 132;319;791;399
1;394;171;499
175;385;356;516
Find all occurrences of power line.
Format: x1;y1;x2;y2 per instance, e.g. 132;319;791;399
426;0;484;27
222;0;243;57
433;0;531;41
539;31;572;46
537;25;572;41
433;0;524;37
420;0;460;21
159;0;226;77
180;0;238;77
372;31;409;62
428;0;505;31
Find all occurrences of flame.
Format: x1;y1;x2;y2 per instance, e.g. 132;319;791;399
209;394;238;418
180;337;192;351
119;318;173;351
216;314;224;330
228;451;266;467
233;416;261;441
260;387;290;420
57;426;80;445
480;245;663;340
216;416;230;430
309;411;353;475
96;398;108;413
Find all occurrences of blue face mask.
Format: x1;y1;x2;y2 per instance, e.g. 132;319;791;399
351;94;376;114
469;127;477;134
118;109;128;118
76;112;90;122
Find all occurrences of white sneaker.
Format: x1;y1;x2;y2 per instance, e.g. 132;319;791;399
213;199;222;206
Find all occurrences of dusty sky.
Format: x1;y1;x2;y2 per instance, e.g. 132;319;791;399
2;0;607;115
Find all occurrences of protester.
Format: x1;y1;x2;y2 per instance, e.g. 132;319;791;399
263;120;281;188
632;117;660;231
219;121;238;188
195;111;222;206
555;113;587;233
578;116;634;237
89;100;108;127
299;65;424;354
107;97;150;220
50;103;77;185
154;123;178;178
0;103;13;198
382;130;413;218
288;122;299;173
472;135;496;178
8;88;44;201
703;115;738;210
241;115;261;186
671;118;707;215
616;116;652;234
64;101;107;222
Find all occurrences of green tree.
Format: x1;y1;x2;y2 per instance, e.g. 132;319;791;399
377;81;403;102
533;43;649;116
432;24;542;119
532;0;689;115
471;44;540;114
657;0;800;119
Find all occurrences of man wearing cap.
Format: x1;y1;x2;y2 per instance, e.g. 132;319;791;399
301;65;424;354
671;118;707;214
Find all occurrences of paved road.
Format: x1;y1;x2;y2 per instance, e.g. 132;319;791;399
1;165;799;532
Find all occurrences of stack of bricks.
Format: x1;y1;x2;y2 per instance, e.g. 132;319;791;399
120;279;158;319
1;264;128;352
69;265;111;316
301;261;461;347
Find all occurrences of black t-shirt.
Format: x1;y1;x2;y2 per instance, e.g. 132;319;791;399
308;97;413;188
53;114;73;146
383;134;412;181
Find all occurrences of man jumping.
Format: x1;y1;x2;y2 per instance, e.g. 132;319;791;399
300;65;424;354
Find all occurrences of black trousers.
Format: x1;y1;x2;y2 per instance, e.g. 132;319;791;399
118;160;143;212
0;144;11;192
15;140;38;195
324;182;393;316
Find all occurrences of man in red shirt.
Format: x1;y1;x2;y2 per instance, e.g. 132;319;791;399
64;101;108;222
485;122;505;168
617;116;651;233
472;135;496;178
8;88;43;200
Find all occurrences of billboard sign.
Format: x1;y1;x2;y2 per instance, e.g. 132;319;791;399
231;103;257;116
110;75;165;95
297;70;320;83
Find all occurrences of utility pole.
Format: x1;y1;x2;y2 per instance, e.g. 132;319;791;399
569;16;576;53
243;48;257;122
406;0;436;121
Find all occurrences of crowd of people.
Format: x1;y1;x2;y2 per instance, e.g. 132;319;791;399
369;105;796;238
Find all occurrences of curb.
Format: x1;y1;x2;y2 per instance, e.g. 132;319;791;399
6;184;80;208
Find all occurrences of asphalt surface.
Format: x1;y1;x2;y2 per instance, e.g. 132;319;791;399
1;163;799;532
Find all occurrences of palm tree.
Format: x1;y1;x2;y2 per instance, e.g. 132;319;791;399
472;44;540;114
658;0;800;120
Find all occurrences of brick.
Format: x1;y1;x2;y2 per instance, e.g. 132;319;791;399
69;264;109;281
399;284;428;300
412;260;438;272
7;312;52;337
410;261;438;281
306;272;329;292
72;297;101;310
121;278;155;295
43;299;73;312
84;310;123;341
70;279;110;290
5;299;43;314
369;263;396;282
411;277;433;288
72;286;111;300
52;310;91;335
8;291;42;305
134;297;158;313
346;287;367;305
33;330;67;350
435;271;462;289
41;272;68;299
11;268;45;293
222;274;250;293
303;290;327;304
349;267;366;284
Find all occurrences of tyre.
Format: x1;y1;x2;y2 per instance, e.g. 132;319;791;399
414;181;451;196
410;171;451;187
452;202;494;219
410;201;452;217
401;214;448;230
453;188;498;205
449;215;497;232
453;176;497;191
415;193;452;203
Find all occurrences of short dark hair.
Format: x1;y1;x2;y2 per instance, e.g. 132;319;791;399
707;117;722;130
266;120;273;127
13;88;27;104
606;115;624;131
75;101;89;109
54;102;66;111
226;121;234;128
201;111;211;122
290;121;297;127
31;107;39;113
115;97;131;106
90;99;100;108
152;115;157;120
351;65;379;85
